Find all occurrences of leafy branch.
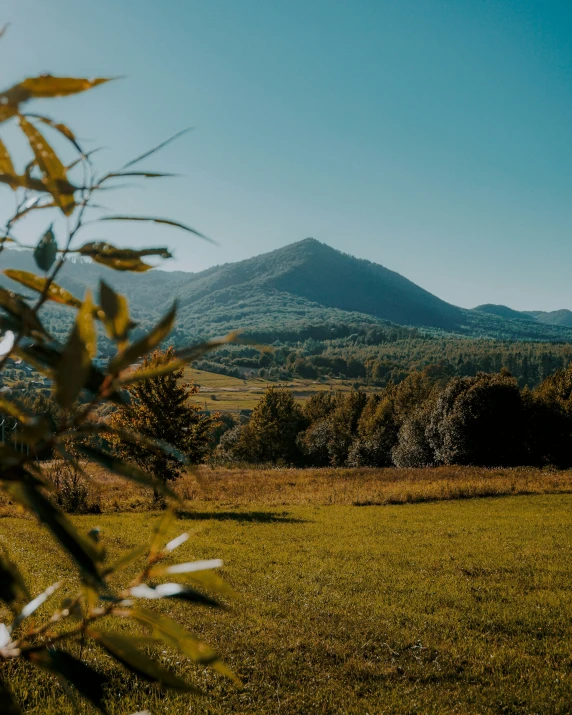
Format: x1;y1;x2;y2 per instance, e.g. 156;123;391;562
0;60;241;712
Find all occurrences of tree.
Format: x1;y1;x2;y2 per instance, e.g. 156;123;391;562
427;372;526;466
391;404;436;468
234;387;308;464
349;394;400;467
109;347;218;489
298;390;367;466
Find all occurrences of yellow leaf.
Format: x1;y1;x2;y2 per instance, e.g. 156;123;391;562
18;117;75;216
0;76;112;108
0;138;15;177
99;280;130;344
3;269;81;309
18;75;111;98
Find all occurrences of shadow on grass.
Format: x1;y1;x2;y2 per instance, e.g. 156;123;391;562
177;510;306;524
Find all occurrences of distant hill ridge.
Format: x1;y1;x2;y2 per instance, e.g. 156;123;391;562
1;239;571;343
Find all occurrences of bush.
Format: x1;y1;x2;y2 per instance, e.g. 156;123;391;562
48;459;100;514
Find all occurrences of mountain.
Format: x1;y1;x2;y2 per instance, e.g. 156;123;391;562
525;309;572;328
472;304;534;322
1;239;572;344
166;238;463;333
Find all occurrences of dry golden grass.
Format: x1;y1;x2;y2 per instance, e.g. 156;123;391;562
182;465;572;507
3;464;571;517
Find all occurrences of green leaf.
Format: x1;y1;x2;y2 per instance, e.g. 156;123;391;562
146;560;236;599
129;583;221;608
0;395;36;424
117;358;185;386
11;581;61;631
98;216;213;243
110;304;177;374
0;396;51;444
129;607;241;685
174;332;240;363
0;286;49;338
100;171;177;181
0;551;30;605
4;482;102;584
18;117;75;216
87;629;200;692
99;281;130;344
149;508;176;559
27;648;110;713
75;446;177;500
174;569;238;600
4;269;82;309
68;423;188;464
0;171;77;196
55;290;97;408
120;128;191;169
33;226;58;272
0;677;21;715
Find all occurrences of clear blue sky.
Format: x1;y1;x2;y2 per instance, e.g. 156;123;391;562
2;0;572;310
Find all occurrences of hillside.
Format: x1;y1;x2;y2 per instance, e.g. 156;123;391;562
166;238;463;331
2;239;572;344
472;303;534;322
526;309;572;328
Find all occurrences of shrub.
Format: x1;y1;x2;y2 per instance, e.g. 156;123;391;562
48;458;100;514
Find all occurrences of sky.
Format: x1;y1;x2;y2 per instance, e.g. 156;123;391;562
1;0;572;310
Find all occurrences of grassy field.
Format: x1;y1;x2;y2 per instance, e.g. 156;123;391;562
2;463;570;516
1;490;572;713
183;367;378;412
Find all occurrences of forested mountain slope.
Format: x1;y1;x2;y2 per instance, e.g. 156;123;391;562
2;239;572;343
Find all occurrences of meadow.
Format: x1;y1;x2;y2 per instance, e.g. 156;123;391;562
183;367;377;412
1;468;572;713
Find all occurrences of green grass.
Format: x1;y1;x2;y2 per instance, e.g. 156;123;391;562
2;495;572;713
183;366;378;411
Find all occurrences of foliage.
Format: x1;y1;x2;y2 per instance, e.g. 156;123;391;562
231;387;308;465
48;456;100;514
426;372;526;466
109;347;219;491
216;362;572;470
0;60;239;710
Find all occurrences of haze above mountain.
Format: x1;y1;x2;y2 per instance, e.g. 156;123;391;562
2;239;571;343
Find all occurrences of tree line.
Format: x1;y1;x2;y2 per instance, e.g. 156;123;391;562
216;364;572;469
195;336;572;389
7;352;572;480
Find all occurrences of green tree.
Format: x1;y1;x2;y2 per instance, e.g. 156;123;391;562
427;372;526;466
349;393;400;467
235;387;308;464
110;347;219;487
